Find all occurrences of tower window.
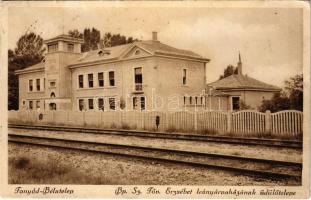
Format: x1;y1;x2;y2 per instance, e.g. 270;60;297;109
182;69;187;85
48;43;58;53
67;43;74;52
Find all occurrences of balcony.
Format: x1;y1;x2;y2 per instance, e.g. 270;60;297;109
132;83;144;94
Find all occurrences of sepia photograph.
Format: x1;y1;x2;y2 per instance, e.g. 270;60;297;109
1;1;309;198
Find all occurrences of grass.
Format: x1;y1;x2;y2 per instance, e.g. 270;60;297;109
9;156;113;184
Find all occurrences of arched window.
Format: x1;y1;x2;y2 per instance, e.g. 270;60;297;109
50;92;55;98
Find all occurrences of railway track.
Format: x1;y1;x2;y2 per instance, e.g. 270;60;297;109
8;133;302;182
9;124;302;149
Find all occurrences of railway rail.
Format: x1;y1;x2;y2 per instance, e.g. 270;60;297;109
9;124;303;149
8;133;302;182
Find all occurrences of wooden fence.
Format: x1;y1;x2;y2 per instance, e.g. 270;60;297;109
8;110;303;136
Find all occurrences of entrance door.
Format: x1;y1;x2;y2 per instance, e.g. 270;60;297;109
232;97;240;111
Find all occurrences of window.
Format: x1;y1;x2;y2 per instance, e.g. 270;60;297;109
184;96;186;105
50;92;55;98
43;78;45;90
200;97;203;105
36;101;40;109
78;75;83;88
140;97;145;110
98;72;104;87
88;74;93;88
98;98;104;111
88;99;94;110
109;98;116;110
36;79;40;91
189;96;192;105
134;67;143;91
195;97;198;105
79;99;84;111
232;97;240;110
29;80;33;92
67;43;74;52
50;81;56;87
135;50;140;55
109;71;115;86
22;100;25;106
48;43;58;53
29;101;33;110
133;97;138;110
182;69;187;85
49;103;56;110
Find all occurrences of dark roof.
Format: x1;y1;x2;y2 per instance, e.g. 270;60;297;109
207;74;281;91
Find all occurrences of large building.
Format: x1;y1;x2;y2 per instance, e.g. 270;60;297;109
16;32;210;111
206;54;281;111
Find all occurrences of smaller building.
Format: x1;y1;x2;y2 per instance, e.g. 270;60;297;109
206;54;281;111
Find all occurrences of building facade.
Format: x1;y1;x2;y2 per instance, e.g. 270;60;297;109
16;32;210;111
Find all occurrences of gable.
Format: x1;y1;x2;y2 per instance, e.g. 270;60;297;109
121;46;153;59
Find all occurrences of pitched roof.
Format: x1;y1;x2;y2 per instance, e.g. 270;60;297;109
207;74;281;91
15;62;44;74
69;40;209;66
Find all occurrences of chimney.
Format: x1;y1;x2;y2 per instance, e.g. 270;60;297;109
237;52;242;75
152;31;158;41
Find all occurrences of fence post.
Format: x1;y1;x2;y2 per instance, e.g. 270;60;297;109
227;111;232;133
165;112;169;131
99;111;102;128
194;111;198;132
51;111;54;124
83;111;86;127
265;110;271;133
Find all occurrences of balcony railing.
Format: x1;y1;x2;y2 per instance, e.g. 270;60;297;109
133;83;144;93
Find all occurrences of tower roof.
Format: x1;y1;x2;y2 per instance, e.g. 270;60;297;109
44;34;84;44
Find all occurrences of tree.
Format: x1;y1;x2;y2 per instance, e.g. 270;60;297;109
219;65;238;80
8;32;45;110
259;74;303;112
284;74;303;111
68;29;139;52
68;29;83;39
82;28;101;52
259;92;291;112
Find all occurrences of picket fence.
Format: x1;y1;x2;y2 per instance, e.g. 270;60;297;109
8;110;303;136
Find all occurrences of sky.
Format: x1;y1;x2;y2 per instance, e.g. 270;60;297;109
8;6;303;87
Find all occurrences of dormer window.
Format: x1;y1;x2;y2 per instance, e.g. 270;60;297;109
67;43;74;52
48;43;58;53
98;50;110;56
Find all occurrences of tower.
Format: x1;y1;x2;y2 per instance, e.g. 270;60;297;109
237;52;242;75
43;35;84;110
